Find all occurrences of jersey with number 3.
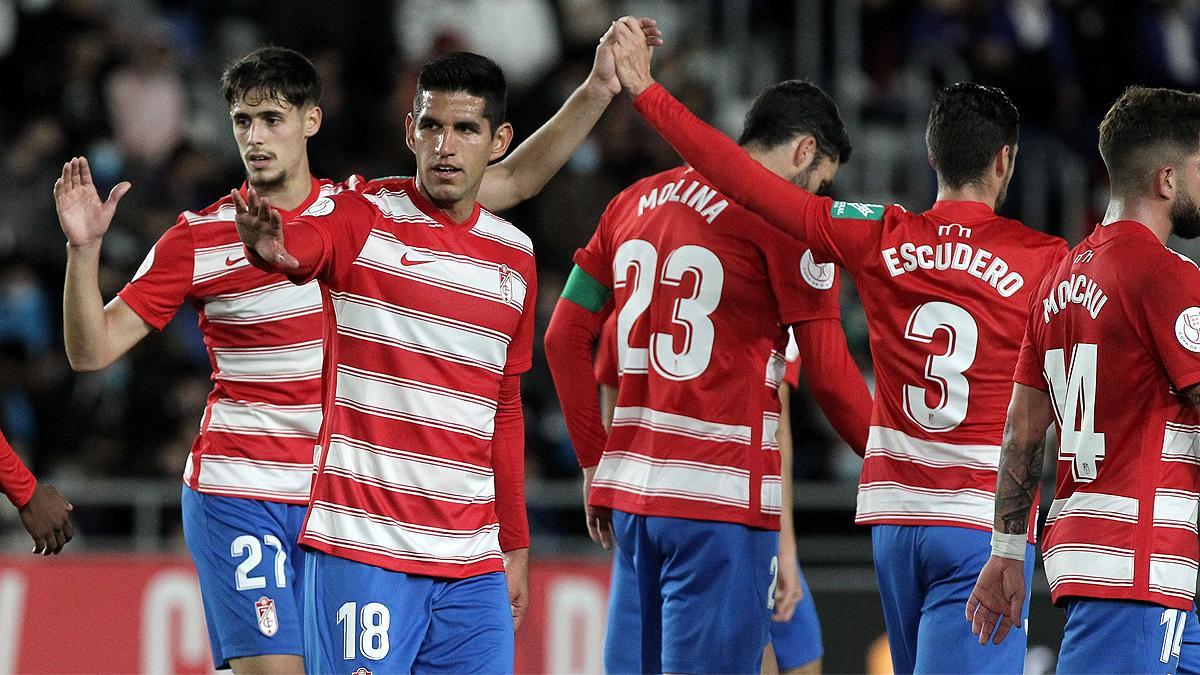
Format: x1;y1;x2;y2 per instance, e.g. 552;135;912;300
573;166;841;530
1014;220;1200;610
804;199;1068;532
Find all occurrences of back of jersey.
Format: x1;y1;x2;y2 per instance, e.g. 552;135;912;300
804;199;1068;532
573;166;840;530
1013;220;1200;610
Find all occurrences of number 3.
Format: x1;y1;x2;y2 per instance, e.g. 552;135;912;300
902;302;979;432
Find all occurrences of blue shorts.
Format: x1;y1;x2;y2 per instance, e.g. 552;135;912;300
872;524;1034;674
302;550;513;674
180;486;307;669
608;510;777;674
1058;600;1200;674
605;549;823;674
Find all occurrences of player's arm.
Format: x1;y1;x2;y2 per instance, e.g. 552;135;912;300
608;18;825;244
967;383;1054;646
492;374;530;631
232;187;329;278
0;429;73;555
545;266;615;548
793;319;873;456
476;18;662;212
55;157;154;371
773;383;803;623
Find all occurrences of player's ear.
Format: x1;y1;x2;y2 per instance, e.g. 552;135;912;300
994;144;1014;180
792;135;816;172
1156;164;1176;200
405;112;417;153
303;105;323;138
489;121;514;162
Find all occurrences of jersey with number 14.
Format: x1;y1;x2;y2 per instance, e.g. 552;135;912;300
574;165;841;530
803;199;1068;532
1014;220;1200;610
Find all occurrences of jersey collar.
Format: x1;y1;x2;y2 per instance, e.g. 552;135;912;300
404;178;482;230
926;199;997;222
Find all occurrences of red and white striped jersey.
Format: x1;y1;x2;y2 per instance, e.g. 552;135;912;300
291;177;536;578
797;200;1067;532
1015;220;1200;610
574;165;840;530
119;175;363;503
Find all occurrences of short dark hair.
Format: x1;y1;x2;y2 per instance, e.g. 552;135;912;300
926;83;1019;189
1099;86;1200;195
414;52;507;134
737;80;852;164
220;46;321;109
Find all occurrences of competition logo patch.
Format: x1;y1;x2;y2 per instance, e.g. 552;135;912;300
799;250;835;290
255;596;279;637
302;196;335;217
1177;307;1200;353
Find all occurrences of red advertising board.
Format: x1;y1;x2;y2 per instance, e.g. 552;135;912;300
0;554;614;674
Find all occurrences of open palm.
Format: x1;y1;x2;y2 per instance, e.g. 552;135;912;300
53;157;130;247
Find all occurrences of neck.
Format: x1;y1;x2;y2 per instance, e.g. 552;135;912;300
936;181;999;210
744;144;792;184
415;176;476;224
1101;195;1172;244
253;162;313;212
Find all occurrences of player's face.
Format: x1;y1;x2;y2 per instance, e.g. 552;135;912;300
230;91;320;190
794;154;841;195
1169;154;1200;239
407;90;513;212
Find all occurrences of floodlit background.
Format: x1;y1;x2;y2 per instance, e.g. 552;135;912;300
0;0;1195;672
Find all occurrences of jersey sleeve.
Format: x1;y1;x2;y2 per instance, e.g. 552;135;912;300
1013;274;1053;391
116;217;195;330
285;191;377;286
505;262;537;375
1137;253;1200;392
595;314;619;387
0;428;35;508
572;206;615;289
758;221;842;325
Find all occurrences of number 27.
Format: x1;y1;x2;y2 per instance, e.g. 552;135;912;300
231;534;287;590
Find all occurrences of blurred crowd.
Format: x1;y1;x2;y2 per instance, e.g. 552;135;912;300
1;0;1198;541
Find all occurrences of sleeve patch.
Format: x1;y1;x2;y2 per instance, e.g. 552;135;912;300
1175;307;1200;352
831;201;885;220
799;249;836;290
561;265;611;313
302;197;335;217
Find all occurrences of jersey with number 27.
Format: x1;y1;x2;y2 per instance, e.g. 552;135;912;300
801;199;1068;532
573;165;840;530
1014;220;1200;610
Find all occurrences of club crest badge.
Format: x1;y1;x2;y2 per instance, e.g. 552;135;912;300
498;263;513;303
351;669;373;675
800;250;835;290
255;596;279;637
1176;307;1200;353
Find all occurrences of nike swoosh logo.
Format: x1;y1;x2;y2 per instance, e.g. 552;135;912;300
225;256;245;266
400;253;434;267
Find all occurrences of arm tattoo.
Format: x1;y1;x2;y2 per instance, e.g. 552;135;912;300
994;417;1046;535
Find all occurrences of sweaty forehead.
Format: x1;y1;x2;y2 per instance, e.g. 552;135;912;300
414;90;488;120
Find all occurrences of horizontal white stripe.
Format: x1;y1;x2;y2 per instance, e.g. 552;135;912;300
204;280;323;324
304;501;501;564
1044;544;1135;590
865;426;1000;471
212;340;324;382
207;400;322;438
761;475;782;515
611;406;752;445
323;435;494;505
1150;555;1199;599
1046;491;1139;526
856;481;995;528
184;203;237;227
762;413;780;451
355;230;527;312
472;211;534;256
334;365;496;440
593;451;750;508
1154;489;1199;532
196;455;314;500
331;292;509;374
1162;424;1200;465
765;351;785;388
193;241;251;283
361;189;440;227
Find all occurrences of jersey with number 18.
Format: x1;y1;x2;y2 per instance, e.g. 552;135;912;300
573;165;841;530
1014;220;1200;610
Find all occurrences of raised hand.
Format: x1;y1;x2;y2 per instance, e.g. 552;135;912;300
966;555;1027;645
230;187;298;269
18;483;73;555
54;157;131;248
589;17;663;98
608;16;657;97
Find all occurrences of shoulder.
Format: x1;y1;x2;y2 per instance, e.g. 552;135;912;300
359;175;412;194
474;208;534;258
180;193;237;228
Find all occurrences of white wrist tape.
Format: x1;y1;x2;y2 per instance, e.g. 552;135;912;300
990;532;1027;561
